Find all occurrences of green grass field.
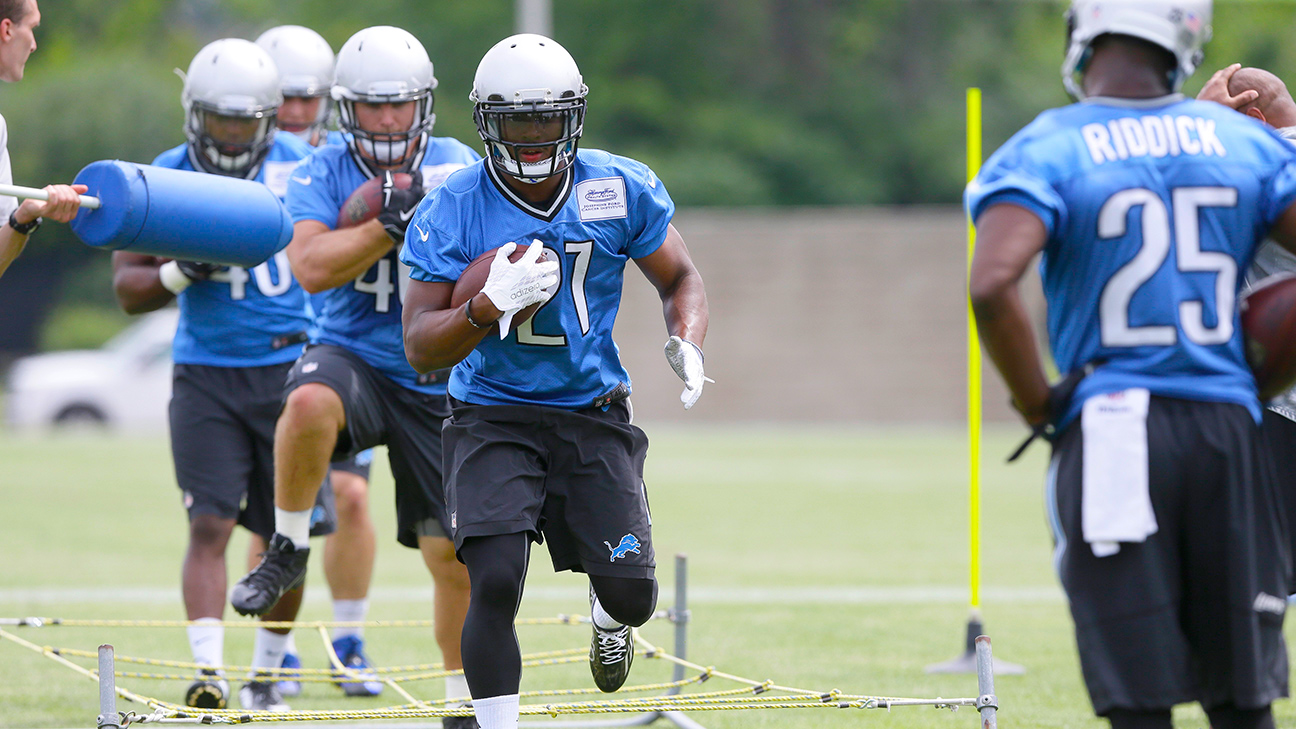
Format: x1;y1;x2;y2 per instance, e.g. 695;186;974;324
1;426;1290;728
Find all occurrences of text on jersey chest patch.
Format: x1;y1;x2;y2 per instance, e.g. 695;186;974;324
576;177;627;221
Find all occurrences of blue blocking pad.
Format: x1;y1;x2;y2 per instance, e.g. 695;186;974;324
71;160;294;268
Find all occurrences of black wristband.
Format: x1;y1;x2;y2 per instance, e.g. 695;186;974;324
8;210;40;235
464;297;491;329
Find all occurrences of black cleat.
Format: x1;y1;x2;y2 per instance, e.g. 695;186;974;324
239;676;290;712
184;669;228;709
230;533;309;616
441;715;480;728
589;588;634;692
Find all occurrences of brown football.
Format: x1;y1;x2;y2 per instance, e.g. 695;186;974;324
1242;273;1296;399
336;173;416;228
451;244;558;335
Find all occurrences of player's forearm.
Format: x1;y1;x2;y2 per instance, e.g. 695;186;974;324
113;265;174;314
290;221;392;293
0;226;28;278
403;296;493;372
661;269;708;346
971;285;1050;423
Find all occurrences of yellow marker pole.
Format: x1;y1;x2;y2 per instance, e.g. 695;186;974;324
966;87;982;618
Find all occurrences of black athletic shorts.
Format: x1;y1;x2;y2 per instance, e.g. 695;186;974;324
331;448;375;480
170;363;335;540
443;397;654;579
1048;396;1289;715
284;344;450;548
1259;409;1296;594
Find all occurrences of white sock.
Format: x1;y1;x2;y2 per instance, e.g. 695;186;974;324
445;673;470;708
250;628;291;675
275;508;312;549
472;693;520;729
332;598;368;640
591;598;622;630
188;617;224;671
283;632;297;657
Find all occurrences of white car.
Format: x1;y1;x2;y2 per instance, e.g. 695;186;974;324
5;308;178;431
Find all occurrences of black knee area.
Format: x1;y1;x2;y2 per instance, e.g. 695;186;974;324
1105;709;1173;729
589;575;657;627
1206;704;1274;729
458;534;531;699
461;534;528;608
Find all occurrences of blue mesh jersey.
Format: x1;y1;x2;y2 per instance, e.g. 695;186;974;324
967;95;1296;426
153;134;315;367
286;138;480;392
400;148;675;409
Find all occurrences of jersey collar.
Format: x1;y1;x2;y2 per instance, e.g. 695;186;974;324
485;160;572;223
1082;93;1184;109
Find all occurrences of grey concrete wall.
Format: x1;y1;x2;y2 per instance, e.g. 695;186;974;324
613;206;1045;424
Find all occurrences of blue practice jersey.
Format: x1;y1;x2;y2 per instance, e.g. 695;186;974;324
154;134;316;367
401;148;675;409
286;138;480;392
966;95;1296;425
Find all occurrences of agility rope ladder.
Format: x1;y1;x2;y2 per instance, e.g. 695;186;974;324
1;555;1000;728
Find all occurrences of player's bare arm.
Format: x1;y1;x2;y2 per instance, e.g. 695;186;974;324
286;218;395;293
968;203;1051;424
634;224;708;345
1267;199;1296;256
111;250;176;314
402;279;495;373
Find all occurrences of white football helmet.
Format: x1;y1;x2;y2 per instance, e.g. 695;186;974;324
255;25;335;143
182;38;281;178
471;34;588;183
1062;0;1212;99
331;26;436;174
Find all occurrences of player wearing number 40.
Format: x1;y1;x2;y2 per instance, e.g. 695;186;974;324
967;2;1296;728
230;26;479;727
111;39;334;712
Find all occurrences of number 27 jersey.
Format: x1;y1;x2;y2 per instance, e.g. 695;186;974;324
966;95;1296;424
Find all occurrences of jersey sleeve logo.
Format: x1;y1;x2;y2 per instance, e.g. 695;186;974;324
576;176;628;221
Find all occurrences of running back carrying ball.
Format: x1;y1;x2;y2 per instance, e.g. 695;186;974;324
336;172;413;227
1242;273;1296;399
452;241;558;336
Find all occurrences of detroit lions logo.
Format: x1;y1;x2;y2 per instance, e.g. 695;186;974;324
604;534;641;562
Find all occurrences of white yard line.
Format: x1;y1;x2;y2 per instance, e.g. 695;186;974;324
0;584;1064;605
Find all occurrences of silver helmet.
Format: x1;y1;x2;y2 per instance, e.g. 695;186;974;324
182;38;282;178
1062;0;1212;99
471;34;588;183
331;26;436;174
255;25;335;144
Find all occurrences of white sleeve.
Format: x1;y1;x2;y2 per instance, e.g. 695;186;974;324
0;115;17;221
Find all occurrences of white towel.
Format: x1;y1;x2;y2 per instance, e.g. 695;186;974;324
1081;388;1157;557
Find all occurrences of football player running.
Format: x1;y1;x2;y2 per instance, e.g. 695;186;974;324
255;23;385;699
110;39;327;713
230;26;480;727
968;3;1296;727
401;35;710;729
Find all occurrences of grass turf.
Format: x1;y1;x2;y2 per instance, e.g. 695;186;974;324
0;426;1289;728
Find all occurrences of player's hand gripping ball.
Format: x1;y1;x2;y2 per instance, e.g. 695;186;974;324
451;241;559;337
336;172;417;230
1241;273;1296;399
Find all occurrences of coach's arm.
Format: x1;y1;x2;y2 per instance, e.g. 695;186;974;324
0;183;85;278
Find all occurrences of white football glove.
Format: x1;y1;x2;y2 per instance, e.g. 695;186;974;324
480;240;559;339
664;336;713;410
